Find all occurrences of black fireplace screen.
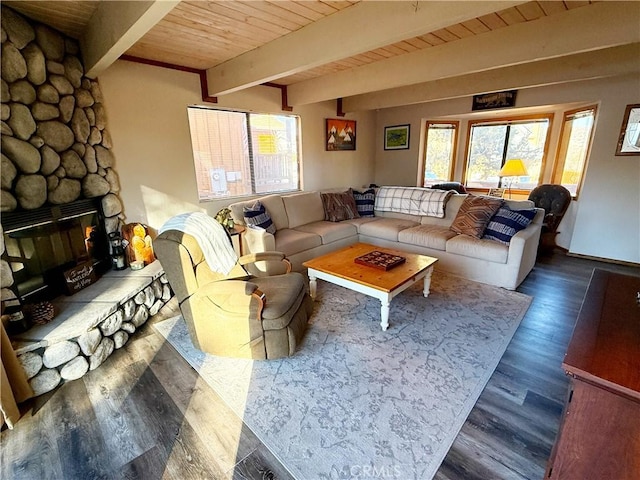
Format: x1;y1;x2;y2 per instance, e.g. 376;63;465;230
2;199;110;302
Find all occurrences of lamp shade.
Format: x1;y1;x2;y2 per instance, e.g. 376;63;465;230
499;159;528;177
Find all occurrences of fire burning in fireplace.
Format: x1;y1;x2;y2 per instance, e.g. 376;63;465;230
2;199;111;303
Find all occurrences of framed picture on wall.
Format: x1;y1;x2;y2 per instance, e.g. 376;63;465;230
384;124;410;150
615;103;640;156
326;118;356;151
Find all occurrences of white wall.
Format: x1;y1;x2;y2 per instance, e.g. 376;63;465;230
98;60;375;230
374;74;640;264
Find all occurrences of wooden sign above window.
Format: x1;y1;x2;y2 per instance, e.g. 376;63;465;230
472;90;518;111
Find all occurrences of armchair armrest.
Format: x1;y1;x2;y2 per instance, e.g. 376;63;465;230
238;251;292;275
192;280;265;315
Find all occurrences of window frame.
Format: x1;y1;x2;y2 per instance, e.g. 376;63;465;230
551;104;598;199
419;120;459;187
186;106;302;201
461;113;553;194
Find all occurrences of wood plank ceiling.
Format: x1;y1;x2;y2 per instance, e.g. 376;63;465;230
4;0;597;87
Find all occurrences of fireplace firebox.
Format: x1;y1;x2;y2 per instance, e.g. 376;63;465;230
2;199;111;303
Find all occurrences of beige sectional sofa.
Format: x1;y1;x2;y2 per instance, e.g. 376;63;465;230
229;188;544;290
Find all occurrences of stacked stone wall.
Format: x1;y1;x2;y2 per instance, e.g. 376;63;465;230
1;7;123;218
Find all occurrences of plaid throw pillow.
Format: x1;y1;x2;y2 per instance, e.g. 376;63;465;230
352;189;375;217
483;206;537;245
450;196;504;238
243;200;276;234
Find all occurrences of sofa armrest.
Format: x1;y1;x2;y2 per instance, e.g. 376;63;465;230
507;221;542;265
242;227;276;254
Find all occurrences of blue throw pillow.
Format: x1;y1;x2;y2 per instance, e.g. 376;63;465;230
352;189;375;217
243;200;276;234
483;206;537;245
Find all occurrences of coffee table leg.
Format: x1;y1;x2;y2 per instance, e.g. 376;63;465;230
309;275;317;300
380;301;390;331
423;266;434;297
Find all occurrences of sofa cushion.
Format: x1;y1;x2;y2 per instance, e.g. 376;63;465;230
483;206;537;245
398;224;458;251
283;191;325;229
261;195;289;230
253;272;307;330
343;216;379;232
352;188;376;217
274;228;322;257
446;235;509;264
321;189;360;222
295;221;357;245
243;200;276;234
359;217;419;241
450;196;504;238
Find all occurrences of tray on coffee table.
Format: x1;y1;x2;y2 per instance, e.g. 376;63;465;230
354;251;406;270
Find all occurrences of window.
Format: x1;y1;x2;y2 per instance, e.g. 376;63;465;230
463;116;551;191
421;121;458;187
187;107;301;200
552;106;596;197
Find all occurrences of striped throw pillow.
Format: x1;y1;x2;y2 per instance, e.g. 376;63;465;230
352;189;376;217
483;206;537;245
243;200;276;234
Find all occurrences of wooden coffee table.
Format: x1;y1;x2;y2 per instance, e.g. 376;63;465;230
303;243;438;331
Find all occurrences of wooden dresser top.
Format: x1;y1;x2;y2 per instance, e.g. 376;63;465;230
563;268;640;400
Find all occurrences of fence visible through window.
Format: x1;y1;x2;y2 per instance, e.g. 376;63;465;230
187;107;301;200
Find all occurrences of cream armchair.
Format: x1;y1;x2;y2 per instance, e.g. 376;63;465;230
155;229;312;359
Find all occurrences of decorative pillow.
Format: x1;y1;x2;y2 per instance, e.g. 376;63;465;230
352;188;375;217
243;200;276;234
450;196;504;238
321;189;361;222
483;206;537;245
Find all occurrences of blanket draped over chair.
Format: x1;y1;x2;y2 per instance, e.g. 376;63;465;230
374;186;454;218
159;212;237;274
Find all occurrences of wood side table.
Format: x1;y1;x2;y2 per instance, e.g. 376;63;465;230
227;225;245;256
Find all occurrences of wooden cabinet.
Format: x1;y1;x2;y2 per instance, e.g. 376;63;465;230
546;269;640;479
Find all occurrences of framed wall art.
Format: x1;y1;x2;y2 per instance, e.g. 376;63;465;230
384;124;410;150
326;118;356;151
615;104;640;156
472;90;517;111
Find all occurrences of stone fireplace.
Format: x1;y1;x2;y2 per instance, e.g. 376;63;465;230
1;7;125;309
1;8;173;398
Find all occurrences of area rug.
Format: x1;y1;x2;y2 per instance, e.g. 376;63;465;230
154;273;531;479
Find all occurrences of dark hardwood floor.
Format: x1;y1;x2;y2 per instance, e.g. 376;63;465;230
2;252;638;479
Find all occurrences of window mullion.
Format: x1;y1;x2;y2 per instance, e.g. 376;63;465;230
498;125;511;188
246;114;256;194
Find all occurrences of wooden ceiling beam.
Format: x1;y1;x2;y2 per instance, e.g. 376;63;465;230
287;1;640;106
205;0;526;96
342;44;640;112
82;0;180;78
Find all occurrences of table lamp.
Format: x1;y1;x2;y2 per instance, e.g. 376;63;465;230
499;159;528;198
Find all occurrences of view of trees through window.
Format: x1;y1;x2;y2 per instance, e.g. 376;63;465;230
465;117;551;190
553;106;596;197
422;122;458;187
187;107;300;201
